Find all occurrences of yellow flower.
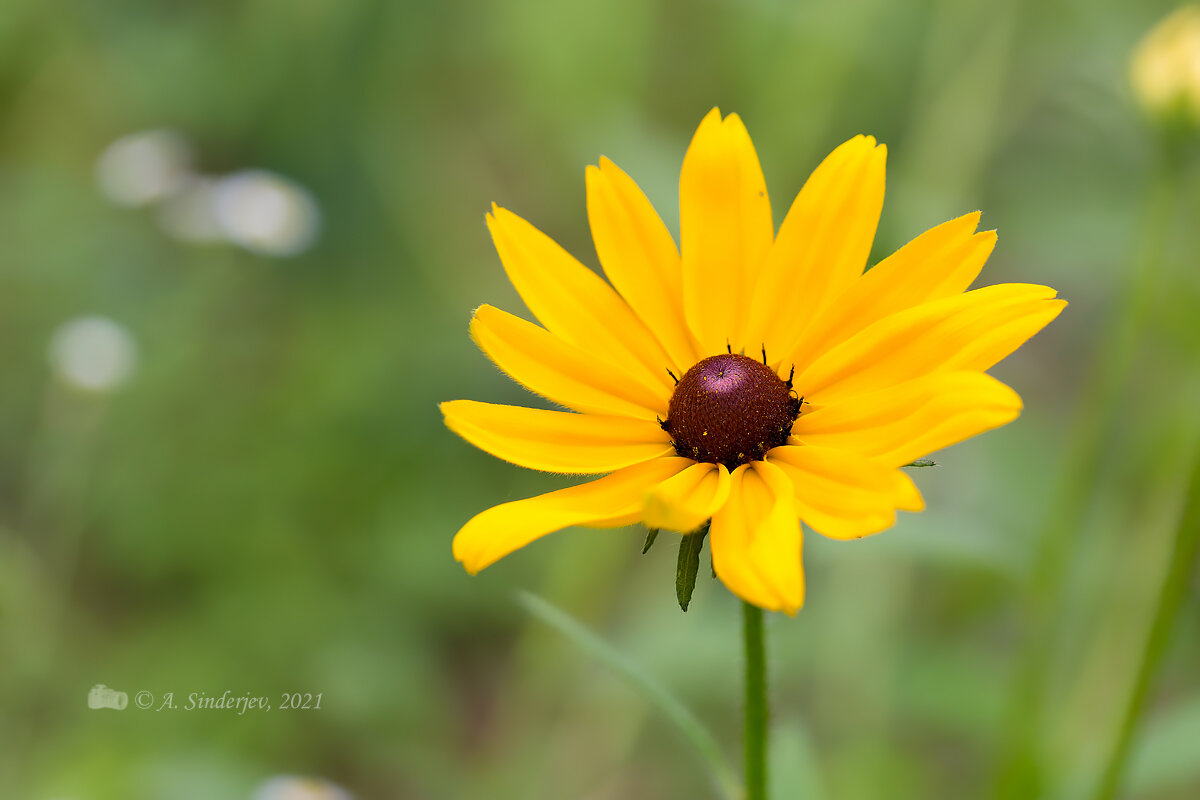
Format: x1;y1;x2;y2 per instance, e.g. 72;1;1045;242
1131;5;1200;127
442;109;1064;614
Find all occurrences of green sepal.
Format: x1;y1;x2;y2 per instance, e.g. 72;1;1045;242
904;458;938;468
642;527;660;554
676;522;710;612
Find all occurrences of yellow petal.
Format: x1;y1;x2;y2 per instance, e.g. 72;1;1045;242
586;157;699;374
792;371;1023;468
643;462;731;533
442;400;674;474
796;284;1066;405
679;108;774;355
749;135;887;365
487;205;674;394
767;445;924;540
453;457;693;574
710;461;804;614
470;304;667;418
788;212;996;370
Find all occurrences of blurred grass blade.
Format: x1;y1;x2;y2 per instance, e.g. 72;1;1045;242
1092;444;1200;800
993;149;1185;800
515;591;741;800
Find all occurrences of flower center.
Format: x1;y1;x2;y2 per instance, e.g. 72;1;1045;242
662;353;800;470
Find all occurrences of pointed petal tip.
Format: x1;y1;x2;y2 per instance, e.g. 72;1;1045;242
845;133;880;151
765;589;805;616
593;155;630;179
872;140;888;169
721;111;748;131
453;515;496;573
691;108;724;135
897;475;926;512
451;535;481;574
587;157;623;184
469;304;498;330
1001;381;1025;412
487;204;513;225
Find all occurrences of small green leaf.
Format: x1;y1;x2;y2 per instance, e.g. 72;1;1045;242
676;522;709;611
642;527;659;554
904;458;938;468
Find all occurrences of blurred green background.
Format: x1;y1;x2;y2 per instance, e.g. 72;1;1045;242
2;0;1199;798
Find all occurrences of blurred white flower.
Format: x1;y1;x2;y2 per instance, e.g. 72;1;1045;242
214;169;321;257
47;316;138;392
97;130;321;257
95;130;192;208
252;775;353;800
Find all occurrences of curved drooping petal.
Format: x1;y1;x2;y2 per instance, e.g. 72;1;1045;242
470;304;667;418
453;457;693;574
749;134;887;365
679;108;774;355
766;445;924;540
587;157;699;374
442;400;674;474
788;212;996;370
796;284;1066;405
792;372;1022;468
487;205;674;394
710;461;804;614
643;462;731;533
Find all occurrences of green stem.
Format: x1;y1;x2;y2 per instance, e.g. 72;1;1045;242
743;602;768;800
1092;449;1200;800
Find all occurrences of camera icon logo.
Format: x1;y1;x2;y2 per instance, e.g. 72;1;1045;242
87;684;128;710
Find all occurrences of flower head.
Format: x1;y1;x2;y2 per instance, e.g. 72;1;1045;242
1131;5;1200;128
442;109;1064;614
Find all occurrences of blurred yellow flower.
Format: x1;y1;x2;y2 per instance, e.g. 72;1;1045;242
1131;5;1200;125
442;109;1064;614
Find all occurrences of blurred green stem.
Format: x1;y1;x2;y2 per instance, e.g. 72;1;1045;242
1092;449;1200;800
993;148;1183;797
744;602;767;800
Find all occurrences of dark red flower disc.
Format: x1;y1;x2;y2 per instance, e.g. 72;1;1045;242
663;354;799;470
